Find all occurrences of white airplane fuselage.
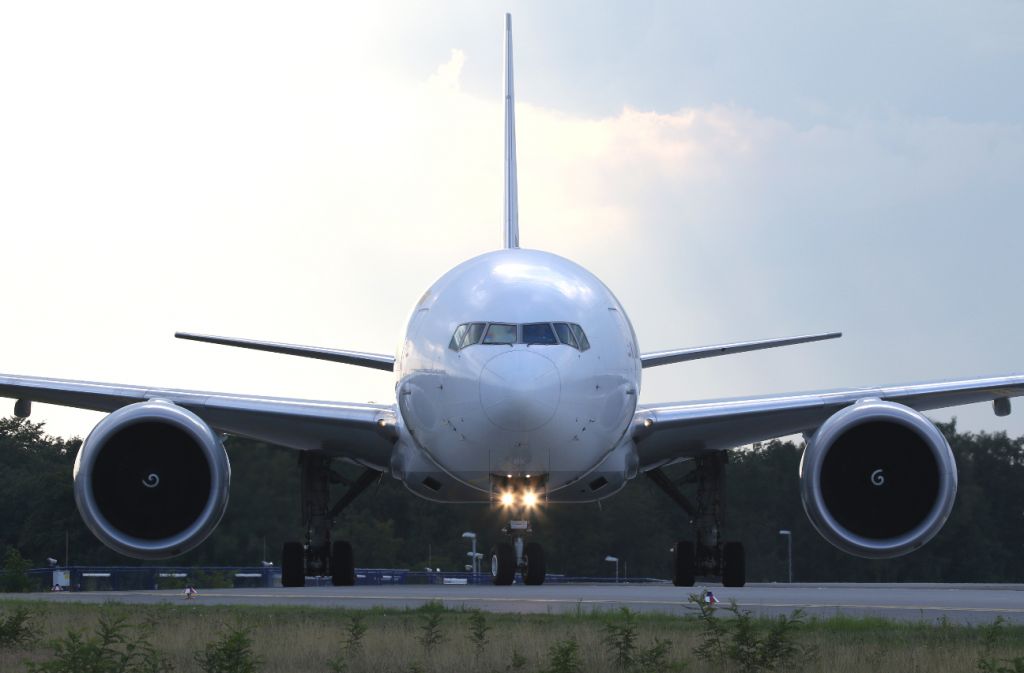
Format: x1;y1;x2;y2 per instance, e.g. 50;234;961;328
392;248;642;504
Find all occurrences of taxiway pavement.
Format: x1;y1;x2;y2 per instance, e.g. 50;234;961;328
12;583;1024;624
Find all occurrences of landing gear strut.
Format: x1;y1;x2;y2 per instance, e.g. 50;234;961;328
648;451;746;588
280;453;380;588
491;518;546;585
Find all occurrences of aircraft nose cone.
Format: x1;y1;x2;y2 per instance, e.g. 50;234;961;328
479;350;561;432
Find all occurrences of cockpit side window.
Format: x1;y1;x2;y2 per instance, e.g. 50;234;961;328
570;323;590;351
449;322;487;351
522;322;558;345
482;323;517;344
449;324;469;351
553;322;578;349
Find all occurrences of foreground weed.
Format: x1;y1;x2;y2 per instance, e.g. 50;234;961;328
689;593;813;673
327;613;368;673
344;613;368;656
691;593;728;662
467;610;490;656
195;624;262;673
25;615;172;673
636;638;687;673
544;638;581;673
0;605;35;649
418;612;445;654
605;608;638;668
979;660;1024;673
977;617;1024;673
506;650;528;672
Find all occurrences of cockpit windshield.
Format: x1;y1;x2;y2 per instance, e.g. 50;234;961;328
483;323;517;344
449;322;589;351
522;323;557;345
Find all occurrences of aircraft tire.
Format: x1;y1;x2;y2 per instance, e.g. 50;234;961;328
722;541;746;588
672;540;695;587
491;542;516;585
331;540;356;586
282;541;305;587
523;542;546;585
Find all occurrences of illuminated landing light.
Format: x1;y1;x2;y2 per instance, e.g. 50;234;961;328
500;492;515;507
522;491;538;508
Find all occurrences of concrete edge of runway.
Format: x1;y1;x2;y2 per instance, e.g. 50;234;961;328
5;582;1024;625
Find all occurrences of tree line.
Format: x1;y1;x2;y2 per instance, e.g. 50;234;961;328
1;415;1021;582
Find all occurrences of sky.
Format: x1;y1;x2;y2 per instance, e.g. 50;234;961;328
1;1;1022;441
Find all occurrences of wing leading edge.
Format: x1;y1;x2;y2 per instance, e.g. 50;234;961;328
175;332;395;371
640;331;841;368
633;373;1024;469
0;373;396;470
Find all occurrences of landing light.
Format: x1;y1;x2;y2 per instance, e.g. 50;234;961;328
500;492;515;507
522;491;538;508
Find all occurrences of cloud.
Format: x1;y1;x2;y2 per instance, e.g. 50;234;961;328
1;5;1021;439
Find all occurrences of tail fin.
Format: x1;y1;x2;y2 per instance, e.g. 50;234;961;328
502;13;520;249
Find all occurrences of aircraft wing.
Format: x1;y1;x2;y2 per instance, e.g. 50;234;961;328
0;373;396;470
632;373;1024;469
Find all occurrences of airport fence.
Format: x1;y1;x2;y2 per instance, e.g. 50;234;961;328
6;566;668;592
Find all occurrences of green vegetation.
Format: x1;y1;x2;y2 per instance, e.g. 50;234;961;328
1;548;33;593
691;593;814;672
0;606;35;649
24;614;173;673
194;624;262;673
542;638;580;673
2;599;1022;673
418;610;446;653
467;610;490;656
328;613;369;672
2;416;1022;581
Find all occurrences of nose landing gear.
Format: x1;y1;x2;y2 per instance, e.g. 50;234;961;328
491;518;546;585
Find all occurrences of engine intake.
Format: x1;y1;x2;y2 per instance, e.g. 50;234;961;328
73;400;230;559
799;400;957;558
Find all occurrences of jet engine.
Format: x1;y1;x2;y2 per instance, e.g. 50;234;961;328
73;400;231;559
799;400;957;558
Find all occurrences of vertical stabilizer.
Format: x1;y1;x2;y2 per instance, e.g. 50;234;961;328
502;13;520;249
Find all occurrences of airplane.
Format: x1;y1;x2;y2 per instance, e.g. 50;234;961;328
1;14;1022;589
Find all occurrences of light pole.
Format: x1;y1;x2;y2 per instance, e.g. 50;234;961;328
779;530;792;583
466;552;483;577
462;532;478;574
605;555;619;583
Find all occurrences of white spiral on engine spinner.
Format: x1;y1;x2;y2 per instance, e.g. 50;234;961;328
870;469;885;486
142;473;160;488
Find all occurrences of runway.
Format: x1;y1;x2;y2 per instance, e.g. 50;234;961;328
13;582;1024;624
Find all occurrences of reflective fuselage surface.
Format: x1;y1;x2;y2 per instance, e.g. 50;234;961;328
393;249;641;502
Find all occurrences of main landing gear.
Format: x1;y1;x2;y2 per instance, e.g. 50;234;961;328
491;519;546;585
648;451;746;588
281;453;381;588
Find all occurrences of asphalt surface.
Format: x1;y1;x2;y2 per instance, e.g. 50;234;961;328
11;582;1024;624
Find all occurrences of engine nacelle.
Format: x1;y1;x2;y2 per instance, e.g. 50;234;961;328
799;400;957;559
73;400;231;559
